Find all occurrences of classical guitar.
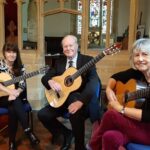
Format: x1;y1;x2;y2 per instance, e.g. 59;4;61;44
0;65;49;97
45;43;121;108
107;79;149;109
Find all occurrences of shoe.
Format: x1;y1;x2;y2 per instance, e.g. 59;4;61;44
28;132;40;145
9;141;16;150
24;128;40;145
60;131;73;150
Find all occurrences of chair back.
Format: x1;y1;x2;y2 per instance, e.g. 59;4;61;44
126;143;150;150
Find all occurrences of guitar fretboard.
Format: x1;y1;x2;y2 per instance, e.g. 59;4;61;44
3;70;41;86
72;52;105;80
126;87;150;102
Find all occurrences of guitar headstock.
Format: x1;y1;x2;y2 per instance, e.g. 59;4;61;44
103;43;121;56
39;65;50;74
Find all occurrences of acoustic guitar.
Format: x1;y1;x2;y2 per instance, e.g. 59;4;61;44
107;79;149;109
0;65;49;97
45;43;121;108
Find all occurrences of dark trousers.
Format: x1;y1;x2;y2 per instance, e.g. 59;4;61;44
0;97;29;142
38;93;87;150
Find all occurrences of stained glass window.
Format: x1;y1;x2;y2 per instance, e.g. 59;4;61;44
90;0;100;28
102;0;113;34
77;0;113;45
77;0;82;34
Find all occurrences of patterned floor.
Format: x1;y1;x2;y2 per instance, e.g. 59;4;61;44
0;111;93;150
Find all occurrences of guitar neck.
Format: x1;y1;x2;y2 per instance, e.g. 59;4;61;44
126;87;150;102
3;70;41;86
72;52;105;80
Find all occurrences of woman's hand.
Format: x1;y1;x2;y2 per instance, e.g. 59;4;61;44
8;95;17;101
109;100;122;112
106;86;122;112
0;83;18;97
106;87;118;102
7;89;20;97
8;89;21;101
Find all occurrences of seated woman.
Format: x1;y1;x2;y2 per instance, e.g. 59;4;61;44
87;38;150;150
0;43;40;150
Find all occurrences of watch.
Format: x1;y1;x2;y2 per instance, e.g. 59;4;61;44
120;106;125;115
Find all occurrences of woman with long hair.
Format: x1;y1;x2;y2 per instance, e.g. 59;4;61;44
0;43;39;150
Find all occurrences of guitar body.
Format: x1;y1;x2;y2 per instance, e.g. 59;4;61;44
45;43;121;108
107;79;137;109
45;67;82;108
0;73;15;97
115;79;136;107
0;66;49;97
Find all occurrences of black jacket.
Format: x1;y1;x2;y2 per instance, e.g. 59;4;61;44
42;53;100;105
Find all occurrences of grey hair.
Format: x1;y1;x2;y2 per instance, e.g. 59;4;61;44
61;35;78;46
129;38;150;69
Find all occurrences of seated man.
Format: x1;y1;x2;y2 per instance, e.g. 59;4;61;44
38;35;100;150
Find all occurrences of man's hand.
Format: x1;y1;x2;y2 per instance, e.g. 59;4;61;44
48;80;62;92
68;101;83;114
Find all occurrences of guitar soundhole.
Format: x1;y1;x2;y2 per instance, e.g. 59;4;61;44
65;76;73;87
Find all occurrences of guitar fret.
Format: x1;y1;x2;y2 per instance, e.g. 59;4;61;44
127;87;150;102
72;53;105;80
2;66;49;87
4;71;38;86
71;44;121;80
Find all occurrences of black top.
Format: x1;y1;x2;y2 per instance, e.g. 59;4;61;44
111;68;150;122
